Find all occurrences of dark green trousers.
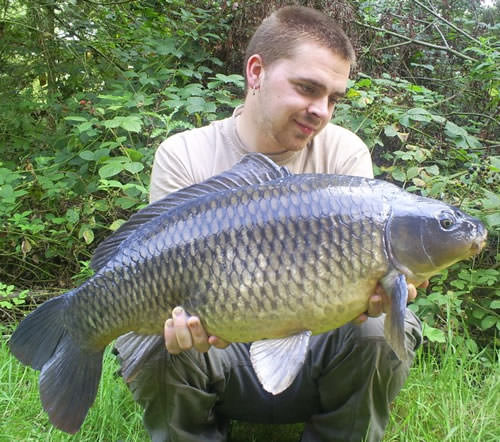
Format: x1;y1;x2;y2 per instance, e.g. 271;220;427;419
119;310;422;442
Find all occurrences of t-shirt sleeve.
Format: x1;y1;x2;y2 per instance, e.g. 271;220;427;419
336;143;374;178
149;136;195;203
324;125;374;179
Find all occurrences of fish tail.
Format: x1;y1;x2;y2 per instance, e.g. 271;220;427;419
9;293;104;434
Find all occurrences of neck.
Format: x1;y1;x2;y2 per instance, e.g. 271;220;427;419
236;98;286;154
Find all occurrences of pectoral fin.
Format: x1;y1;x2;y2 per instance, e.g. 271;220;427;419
381;271;408;362
249;331;311;395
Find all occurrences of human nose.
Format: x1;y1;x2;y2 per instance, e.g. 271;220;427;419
307;96;331;120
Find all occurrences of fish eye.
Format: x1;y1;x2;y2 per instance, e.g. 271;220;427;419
440;216;455;230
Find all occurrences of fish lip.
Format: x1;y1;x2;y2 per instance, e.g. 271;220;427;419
470;227;488;255
470;238;487;255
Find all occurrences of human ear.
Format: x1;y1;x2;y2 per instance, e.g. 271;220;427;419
246;54;264;90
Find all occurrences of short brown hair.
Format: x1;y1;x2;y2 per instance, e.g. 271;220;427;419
244;6;356;83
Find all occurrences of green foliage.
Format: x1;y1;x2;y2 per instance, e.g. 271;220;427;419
0;0;498;348
0;0;244;287
0;283;28;311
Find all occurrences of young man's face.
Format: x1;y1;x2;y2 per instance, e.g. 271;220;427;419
253;41;351;153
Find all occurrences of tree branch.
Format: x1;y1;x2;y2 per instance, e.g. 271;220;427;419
81;0;137;5
413;0;483;46
355;21;477;62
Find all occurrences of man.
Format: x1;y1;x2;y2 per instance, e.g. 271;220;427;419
116;6;424;441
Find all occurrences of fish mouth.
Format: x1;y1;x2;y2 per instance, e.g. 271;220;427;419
470;238;487;255
469;229;488;256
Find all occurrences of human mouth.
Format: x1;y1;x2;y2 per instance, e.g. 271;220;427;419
295;120;315;135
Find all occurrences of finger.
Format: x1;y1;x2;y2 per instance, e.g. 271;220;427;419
407;283;417;302
208;335;231;349
164;318;181;354
367;294;384;317
187;316;210;353
418;280;430;289
172;306;193;351
351;313;368;325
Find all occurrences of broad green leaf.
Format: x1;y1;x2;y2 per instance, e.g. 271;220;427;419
407;167;420;180
125;162;144;174
472;308;486;319
116;197;137;209
490;157;500;170
425;165;440;176
422;323;446;343
391;168;406;182
384;125;398;137
186;96;208;114
103;117;123;129
429;181;445;197
119;116;143;133
414;149;427;163
481;190;500;209
445;120;468;138
124;148;144;162
490;300;500;309
64;115;88;122
480;316;497;330
79;225;95;244
99;162;124;178
406;108;432;122
0;184;15;201
79;151;95;161
77;121;94;133
65;208;80;224
485;213;500;228
109;219;126;231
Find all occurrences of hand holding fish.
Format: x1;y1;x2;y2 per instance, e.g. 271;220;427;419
165;306;230;354
351;279;429;325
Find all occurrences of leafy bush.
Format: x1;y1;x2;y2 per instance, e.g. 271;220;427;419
0;1;243;287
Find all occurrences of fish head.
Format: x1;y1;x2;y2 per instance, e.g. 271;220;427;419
387;198;487;282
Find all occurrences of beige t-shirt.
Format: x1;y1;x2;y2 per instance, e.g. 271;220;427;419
150;106;373;202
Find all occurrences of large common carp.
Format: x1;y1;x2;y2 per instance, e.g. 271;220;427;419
9;154;486;433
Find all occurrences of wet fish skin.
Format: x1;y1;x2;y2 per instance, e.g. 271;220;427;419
67;174;389;346
9;154;487;433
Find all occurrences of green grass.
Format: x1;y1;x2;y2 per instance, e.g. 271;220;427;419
1;326;498;442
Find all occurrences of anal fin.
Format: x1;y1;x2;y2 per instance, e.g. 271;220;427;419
249;331;311;395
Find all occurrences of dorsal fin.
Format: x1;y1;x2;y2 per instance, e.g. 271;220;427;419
91;153;291;271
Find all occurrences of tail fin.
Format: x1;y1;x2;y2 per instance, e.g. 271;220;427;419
9;294;104;434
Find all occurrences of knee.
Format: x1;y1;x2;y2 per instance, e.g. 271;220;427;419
345;309;422;358
309;309;422;376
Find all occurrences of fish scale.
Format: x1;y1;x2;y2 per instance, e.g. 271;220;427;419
9;153;486;434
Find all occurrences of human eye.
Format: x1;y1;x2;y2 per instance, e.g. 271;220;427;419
297;83;315;95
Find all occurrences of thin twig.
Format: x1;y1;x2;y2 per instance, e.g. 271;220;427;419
81;0;137;5
414;0;483;46
433;23;450;48
444;112;500;126
377;41;413;51
356;21;477;62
